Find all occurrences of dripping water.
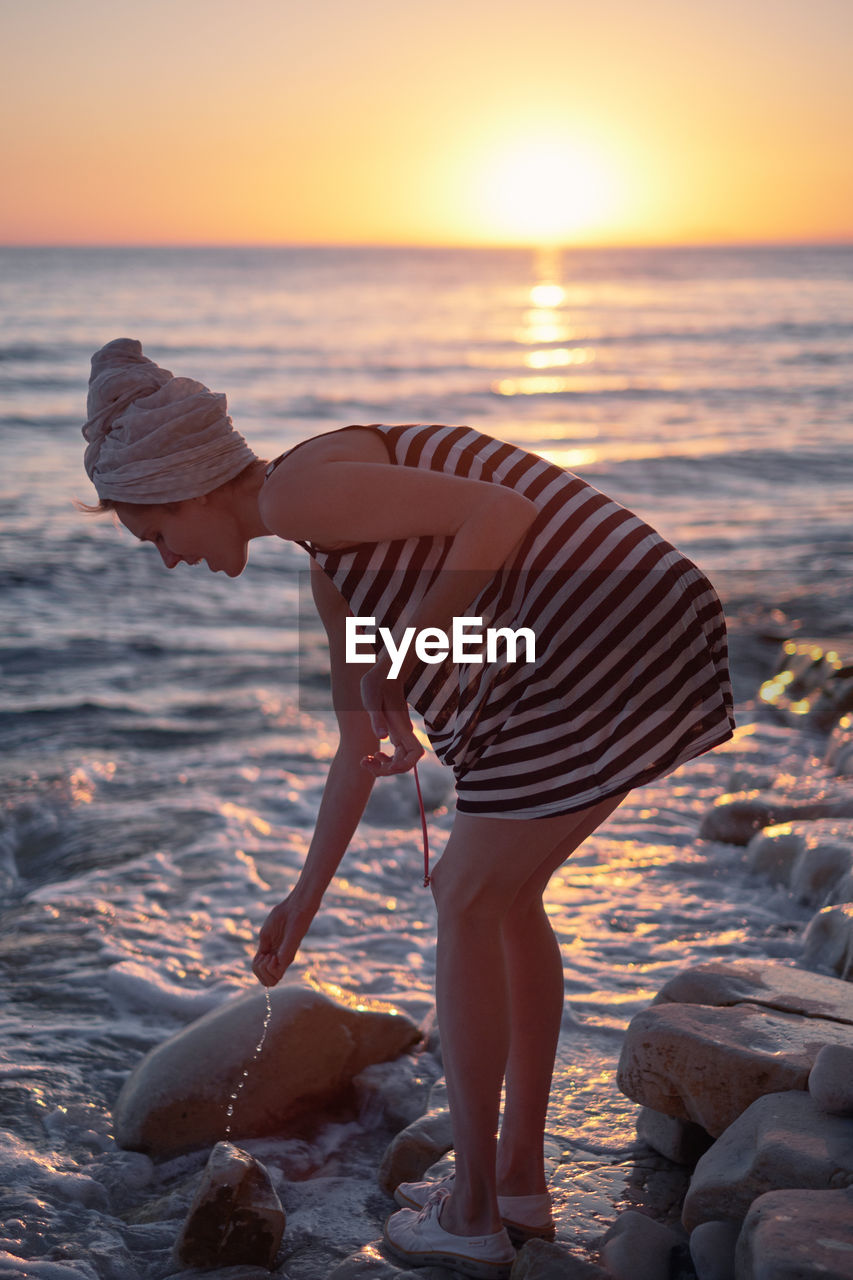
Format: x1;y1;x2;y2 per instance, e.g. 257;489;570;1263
224;987;273;1140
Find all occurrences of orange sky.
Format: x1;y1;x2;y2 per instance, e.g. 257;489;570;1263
1;0;851;247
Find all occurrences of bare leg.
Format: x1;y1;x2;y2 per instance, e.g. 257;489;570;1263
496;791;628;1197
429;793;627;1238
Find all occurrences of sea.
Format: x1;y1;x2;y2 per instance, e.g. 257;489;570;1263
1;243;852;1277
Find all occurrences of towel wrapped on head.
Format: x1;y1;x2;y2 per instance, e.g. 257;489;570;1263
82;338;257;504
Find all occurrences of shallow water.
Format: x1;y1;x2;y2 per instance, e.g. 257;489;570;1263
1;245;852;1274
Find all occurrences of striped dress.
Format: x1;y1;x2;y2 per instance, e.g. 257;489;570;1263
271;422;736;819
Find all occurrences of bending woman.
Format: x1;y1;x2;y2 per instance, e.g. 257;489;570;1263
82;338;735;1278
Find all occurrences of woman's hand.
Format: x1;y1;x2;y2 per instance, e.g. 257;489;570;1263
252;890;319;987
359;663;424;776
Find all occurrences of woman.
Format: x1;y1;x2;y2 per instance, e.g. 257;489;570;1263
82;338;735;1277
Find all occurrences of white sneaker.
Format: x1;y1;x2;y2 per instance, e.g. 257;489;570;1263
394;1173;556;1245
384;1197;516;1278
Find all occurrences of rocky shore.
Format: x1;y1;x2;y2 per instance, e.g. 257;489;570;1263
115;635;853;1279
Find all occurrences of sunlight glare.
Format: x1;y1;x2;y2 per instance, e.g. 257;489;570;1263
474;136;624;244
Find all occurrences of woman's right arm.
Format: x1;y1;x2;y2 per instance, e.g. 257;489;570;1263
251;561;383;986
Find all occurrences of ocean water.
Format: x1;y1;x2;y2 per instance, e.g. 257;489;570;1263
1;244;852;1276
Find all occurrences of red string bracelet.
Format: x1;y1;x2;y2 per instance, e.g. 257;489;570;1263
413;762;431;887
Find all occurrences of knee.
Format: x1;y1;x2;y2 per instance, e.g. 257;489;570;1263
429;856;509;923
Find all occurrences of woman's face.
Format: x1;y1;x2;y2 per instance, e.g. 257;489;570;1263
116;496;249;577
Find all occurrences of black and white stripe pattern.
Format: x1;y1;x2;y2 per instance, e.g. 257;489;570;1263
292;423;736;818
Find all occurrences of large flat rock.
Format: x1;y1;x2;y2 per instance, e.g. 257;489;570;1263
735;1187;853;1280
682;1091;853;1231
652;959;853;1025
114;980;420;1157
617;1001;853;1137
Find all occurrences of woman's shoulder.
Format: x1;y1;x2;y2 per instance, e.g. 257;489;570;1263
269;425;392;476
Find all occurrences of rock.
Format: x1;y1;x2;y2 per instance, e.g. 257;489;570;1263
353;1055;438;1131
803;904;853;979
164;1269;273;1280
688;1220;739;1280
115;979;420;1156
745;825;807;883
735;1187;853;1279
636;1107;713;1166
617;1000;853;1137
513;1238;609;1277
651;958;853;1025
699;791;853;846
682;1090;853;1231
809;1043;853;1114
377;1108;454;1196
327;1242;443;1278
172;1141;284;1270
790;838;853;906
826;715;853;777
599;1209;680;1280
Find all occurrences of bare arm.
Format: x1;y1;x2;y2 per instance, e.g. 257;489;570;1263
252;562;388;985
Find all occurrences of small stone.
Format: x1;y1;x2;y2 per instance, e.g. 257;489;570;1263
735;1186;853;1279
803;904;853;979
377;1108;454;1196
689;1220;740;1280
173;1141;284;1270
682;1091;853;1232
599;1210;680;1280
636;1107;713;1166
809;1043;853;1114
513;1237;609;1277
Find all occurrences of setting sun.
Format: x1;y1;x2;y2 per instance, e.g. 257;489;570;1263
466;135;629;245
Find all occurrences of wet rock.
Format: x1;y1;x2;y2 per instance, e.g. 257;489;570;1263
745;825;806;883
803;903;853;979
513;1238;609;1277
826;715;853;778
618;1000;853;1137
682;1090;853;1231
745;819;853;901
599;1209;680;1280
114;979;420;1157
377;1107;454;1196
699;790;853;846
651;958;853;1025
327;1241;451;1277
164;1269;273;1280
735;1186;853;1279
353;1055;439;1131
790;838;853;906
636;1107;713;1166
688;1220;739;1280
809;1043;853;1114
172;1141;284;1270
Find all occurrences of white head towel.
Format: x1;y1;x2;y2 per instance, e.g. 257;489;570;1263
82;338;257;504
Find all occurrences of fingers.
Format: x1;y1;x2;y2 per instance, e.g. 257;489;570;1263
361;736;424;775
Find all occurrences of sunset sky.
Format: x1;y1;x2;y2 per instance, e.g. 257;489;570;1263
2;0;851;247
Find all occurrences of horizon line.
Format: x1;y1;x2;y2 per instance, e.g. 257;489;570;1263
1;237;852;253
